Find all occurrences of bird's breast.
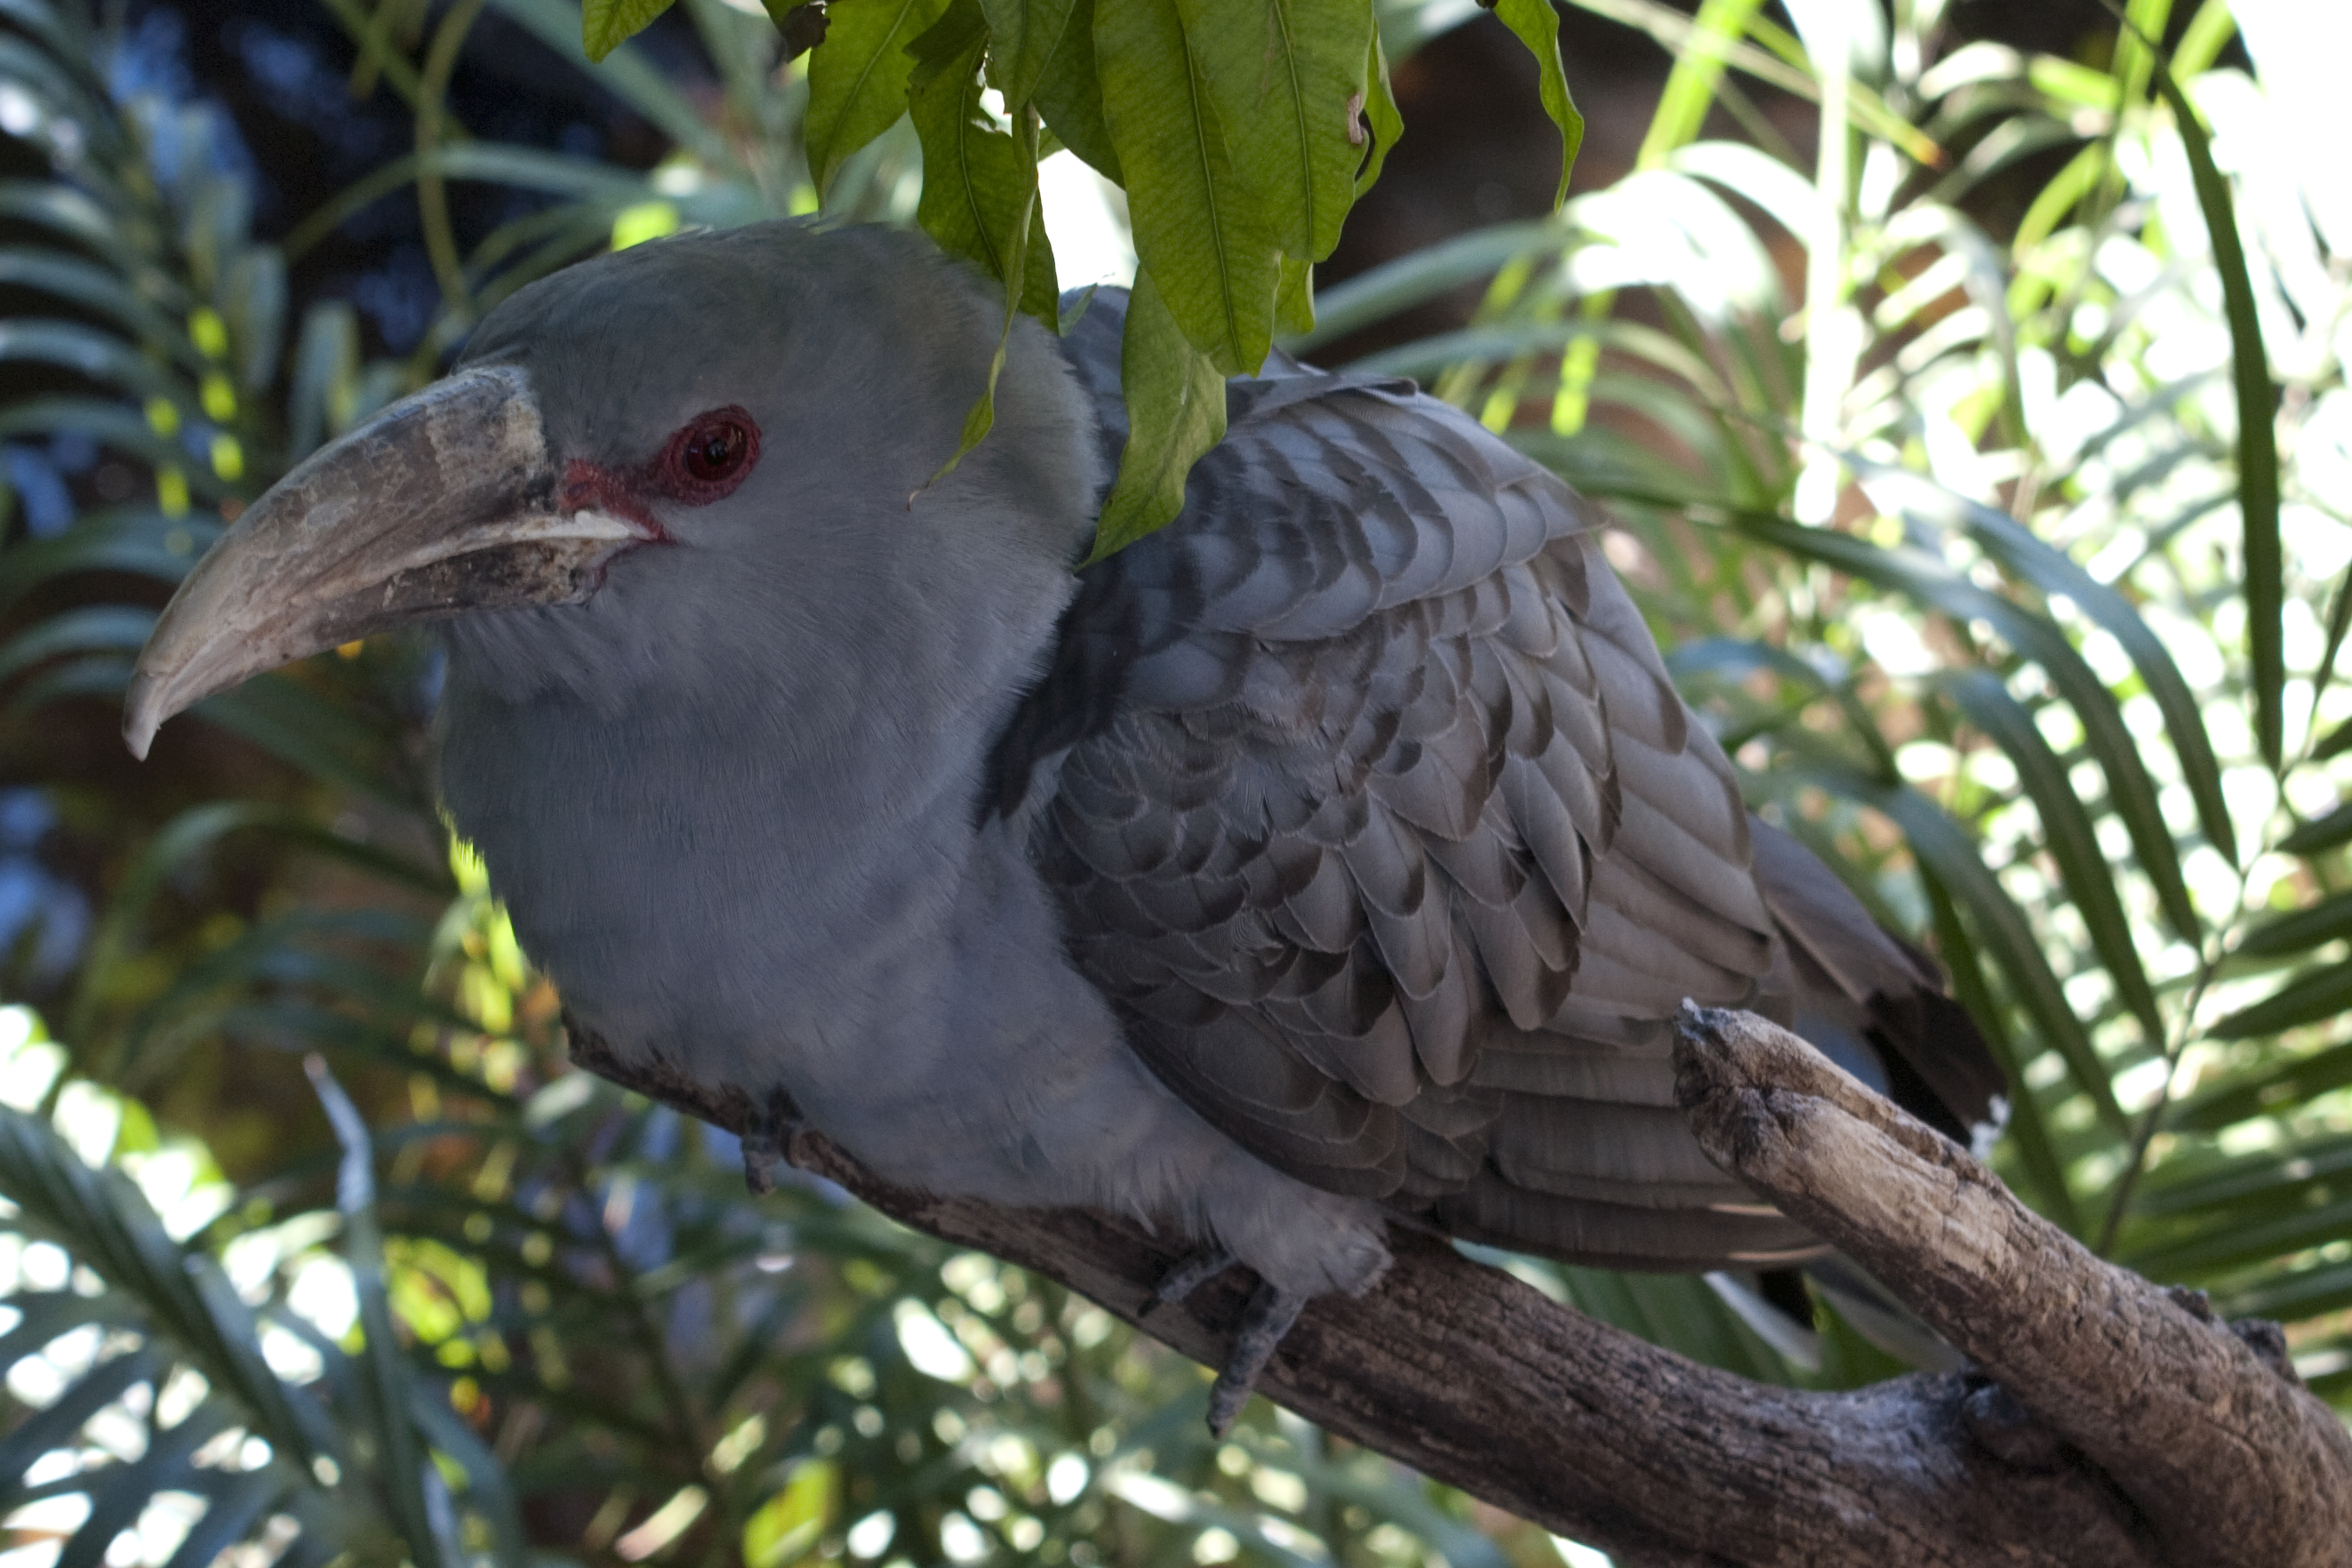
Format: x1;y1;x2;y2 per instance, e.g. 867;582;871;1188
433;677;978;1090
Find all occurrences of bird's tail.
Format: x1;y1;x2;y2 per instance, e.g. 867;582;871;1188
1748;817;2009;1152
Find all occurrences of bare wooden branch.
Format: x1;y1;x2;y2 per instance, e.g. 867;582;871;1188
1672;1003;2352;1568
568;1017;2352;1568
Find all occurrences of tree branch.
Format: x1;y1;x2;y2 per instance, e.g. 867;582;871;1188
565;1014;2352;1568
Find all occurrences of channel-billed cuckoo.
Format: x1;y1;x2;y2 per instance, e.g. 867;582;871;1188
127;221;2004;1430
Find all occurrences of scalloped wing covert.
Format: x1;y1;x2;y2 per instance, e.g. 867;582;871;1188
1012;304;1843;1270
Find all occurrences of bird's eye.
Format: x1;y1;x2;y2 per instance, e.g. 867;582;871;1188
660;406;761;501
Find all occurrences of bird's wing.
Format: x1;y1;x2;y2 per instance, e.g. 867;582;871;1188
996;296;1906;1269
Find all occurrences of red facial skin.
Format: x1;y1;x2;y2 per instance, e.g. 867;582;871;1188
559;405;763;545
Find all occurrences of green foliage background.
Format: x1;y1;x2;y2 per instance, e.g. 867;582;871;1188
1;1;2348;1566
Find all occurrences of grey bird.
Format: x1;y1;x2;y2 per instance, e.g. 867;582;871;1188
125;220;2003;1431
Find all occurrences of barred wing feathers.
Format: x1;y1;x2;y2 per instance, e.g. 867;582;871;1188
1006;296;1989;1270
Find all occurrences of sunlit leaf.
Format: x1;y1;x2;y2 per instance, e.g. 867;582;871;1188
2144;48;2282;770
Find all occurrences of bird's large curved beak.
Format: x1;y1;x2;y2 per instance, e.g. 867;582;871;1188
124;364;640;760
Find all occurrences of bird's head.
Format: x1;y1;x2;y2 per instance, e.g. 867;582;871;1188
124;220;1104;754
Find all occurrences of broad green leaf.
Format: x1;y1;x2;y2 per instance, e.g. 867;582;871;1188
1176;0;1372;264
1493;0;1584;209
1275;253;1314;336
2126;1193;2352;1278
1090;269;1228;559
908;0;1057;480
2227;1262;2352;1324
1030;0;1122;180
2145;53;2281;770
979;0;1077;108
582;0;678;60
1096;0;1280;374
908;0;1059;321
805;0;953;197
1356;26;1402;196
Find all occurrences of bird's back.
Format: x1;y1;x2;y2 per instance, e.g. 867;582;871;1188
990;289;2004;1272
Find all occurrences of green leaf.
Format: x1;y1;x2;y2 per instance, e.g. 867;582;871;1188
0;317;190;409
908;0;1058;321
1089;269;1228;560
1920;863;2080;1230
2144;51;2281;770
581;0;678;60
1096;0;1280;374
2281;802;2352;858
0;1105;341;1473
805;0;952;197
0;245;185;351
1872;468;2238;876
1030;0;1122;180
1177;0;1372;265
1275;253;1314;336
1492;0;1584;210
2206;961;2352;1042
979;0;1076;108
908;0;1057;481
1793;761;2128;1140
1937;669;2164;1045
2171;1039;2352;1133
744;1459;838;1568
1356;26;1402;197
0;603;155;685
2236;890;2352;959
305;1056;455;1568
1739;512;2203;946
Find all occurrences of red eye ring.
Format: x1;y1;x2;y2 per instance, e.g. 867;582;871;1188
658;406;761;502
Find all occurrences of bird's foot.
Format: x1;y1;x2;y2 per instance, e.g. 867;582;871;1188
1145;1246;1237;1313
739;1091;808;1196
1206;1281;1307;1437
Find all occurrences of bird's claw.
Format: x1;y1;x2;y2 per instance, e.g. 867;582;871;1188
1145;1246;1236;1312
739;1092;806;1196
1207;1281;1306;1437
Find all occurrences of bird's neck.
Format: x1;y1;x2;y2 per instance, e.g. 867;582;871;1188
433;569;1078;1084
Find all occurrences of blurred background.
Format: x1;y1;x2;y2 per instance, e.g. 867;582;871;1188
1;1;2347;1565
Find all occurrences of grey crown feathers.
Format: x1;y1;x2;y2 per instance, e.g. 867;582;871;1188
126;220;2004;1431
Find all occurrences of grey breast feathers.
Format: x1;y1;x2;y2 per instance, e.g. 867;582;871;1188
1007;293;1826;1271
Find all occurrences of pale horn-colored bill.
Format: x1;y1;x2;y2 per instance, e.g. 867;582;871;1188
124;364;642;759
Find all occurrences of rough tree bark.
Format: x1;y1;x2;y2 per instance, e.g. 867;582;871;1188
566;1010;2352;1568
